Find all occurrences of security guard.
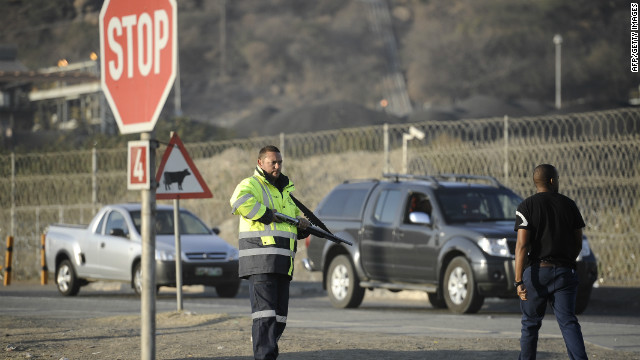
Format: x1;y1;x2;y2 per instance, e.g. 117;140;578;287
230;145;310;360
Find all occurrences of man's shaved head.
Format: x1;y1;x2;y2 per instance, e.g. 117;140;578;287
533;164;559;192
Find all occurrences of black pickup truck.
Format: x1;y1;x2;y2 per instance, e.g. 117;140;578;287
303;174;598;314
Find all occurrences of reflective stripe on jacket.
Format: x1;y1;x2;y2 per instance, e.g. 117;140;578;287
230;169;300;278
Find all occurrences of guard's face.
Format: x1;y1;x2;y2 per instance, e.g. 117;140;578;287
258;151;283;179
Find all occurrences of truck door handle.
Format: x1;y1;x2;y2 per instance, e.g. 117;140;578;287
100;242;106;248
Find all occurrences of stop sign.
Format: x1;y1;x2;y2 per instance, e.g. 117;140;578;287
99;0;177;134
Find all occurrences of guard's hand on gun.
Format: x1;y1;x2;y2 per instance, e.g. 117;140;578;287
296;217;310;230
273;212;353;246
271;210;283;223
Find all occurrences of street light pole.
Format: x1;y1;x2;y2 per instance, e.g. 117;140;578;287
402;126;425;174
553;34;563;110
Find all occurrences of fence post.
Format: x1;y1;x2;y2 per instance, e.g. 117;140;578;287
92;146;97;210
3;236;13;286
279;132;285;155
503;115;509;184
384;123;389;173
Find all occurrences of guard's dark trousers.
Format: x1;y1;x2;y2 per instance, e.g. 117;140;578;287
248;273;290;360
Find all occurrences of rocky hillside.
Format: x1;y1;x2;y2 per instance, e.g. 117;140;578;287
0;0;635;139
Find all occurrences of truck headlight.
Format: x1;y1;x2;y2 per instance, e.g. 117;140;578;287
478;237;511;257
155;250;175;261
227;247;239;261
576;238;591;260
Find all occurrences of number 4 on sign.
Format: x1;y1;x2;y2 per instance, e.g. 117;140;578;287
128;140;151;190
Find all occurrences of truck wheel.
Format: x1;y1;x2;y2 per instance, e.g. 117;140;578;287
427;291;447;309
326;255;365;308
443;256;484;314
132;263;160;296
133;262;143;296
216;281;240;298
56;259;80;296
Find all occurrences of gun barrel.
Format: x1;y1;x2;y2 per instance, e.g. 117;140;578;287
274;213;352;246
274;213;299;225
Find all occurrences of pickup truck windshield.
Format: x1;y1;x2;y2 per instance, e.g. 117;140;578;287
435;187;522;224
129;210;212;235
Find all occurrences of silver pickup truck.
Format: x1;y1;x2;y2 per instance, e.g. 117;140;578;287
45;203;240;297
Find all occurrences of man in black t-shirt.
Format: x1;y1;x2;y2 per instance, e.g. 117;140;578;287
514;164;588;360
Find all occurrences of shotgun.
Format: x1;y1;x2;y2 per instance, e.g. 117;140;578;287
274;213;353;246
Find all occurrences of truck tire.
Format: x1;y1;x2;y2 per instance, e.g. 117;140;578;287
443;256;484;314
575;284;592;315
56;259;80;296
216;281;240;298
132;263;160;296
427;291;447;309
133;262;143;295
327;255;365;308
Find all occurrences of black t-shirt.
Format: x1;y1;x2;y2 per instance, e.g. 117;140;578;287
514;192;585;268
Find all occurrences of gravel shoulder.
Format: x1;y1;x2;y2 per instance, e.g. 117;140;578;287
3;309;640;360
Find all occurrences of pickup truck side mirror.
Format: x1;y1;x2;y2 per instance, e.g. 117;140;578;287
109;228;128;238
212;227;221;235
409;212;432;226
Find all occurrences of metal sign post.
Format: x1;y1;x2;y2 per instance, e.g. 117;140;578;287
173;197;183;311
140;132;157;360
100;0;177;357
155;132;213;311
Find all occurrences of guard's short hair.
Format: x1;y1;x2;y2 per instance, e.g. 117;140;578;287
258;145;281;159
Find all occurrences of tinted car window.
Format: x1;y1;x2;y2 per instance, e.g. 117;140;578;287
318;188;369;219
373;189;403;224
435;188;521;223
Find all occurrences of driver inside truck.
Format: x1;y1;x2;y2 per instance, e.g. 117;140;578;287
404;193;432;224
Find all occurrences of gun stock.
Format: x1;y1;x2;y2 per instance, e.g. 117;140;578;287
274;213;353;246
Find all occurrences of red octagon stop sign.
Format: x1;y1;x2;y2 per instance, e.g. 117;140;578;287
99;0;177;134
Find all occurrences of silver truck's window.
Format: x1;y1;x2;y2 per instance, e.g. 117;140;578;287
129;210;211;235
105;211;129;237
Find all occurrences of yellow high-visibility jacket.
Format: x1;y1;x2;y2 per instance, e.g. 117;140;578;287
230;168;300;278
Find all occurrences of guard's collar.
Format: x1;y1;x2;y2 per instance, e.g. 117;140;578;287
256;166;289;191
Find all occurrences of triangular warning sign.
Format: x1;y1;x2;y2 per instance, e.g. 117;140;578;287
155;133;213;200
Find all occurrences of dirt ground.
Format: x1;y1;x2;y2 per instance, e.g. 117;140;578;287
2;309;639;360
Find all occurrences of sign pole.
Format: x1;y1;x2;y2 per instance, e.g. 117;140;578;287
174;197;183;311
141;131;157;360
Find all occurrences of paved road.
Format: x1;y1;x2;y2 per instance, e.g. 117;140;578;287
1;281;639;354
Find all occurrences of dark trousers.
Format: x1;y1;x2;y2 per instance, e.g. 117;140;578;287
519;265;588;360
248;273;290;360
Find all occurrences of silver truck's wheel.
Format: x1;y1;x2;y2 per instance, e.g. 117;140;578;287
56;259;80;296
443;256;484;314
133;262;143;295
326;255;364;308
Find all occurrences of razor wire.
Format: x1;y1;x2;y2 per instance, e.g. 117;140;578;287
1;107;639;285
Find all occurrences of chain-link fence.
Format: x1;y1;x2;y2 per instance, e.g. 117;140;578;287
1;108;639;286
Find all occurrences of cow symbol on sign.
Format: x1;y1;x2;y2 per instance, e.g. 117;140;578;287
163;169;191;190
